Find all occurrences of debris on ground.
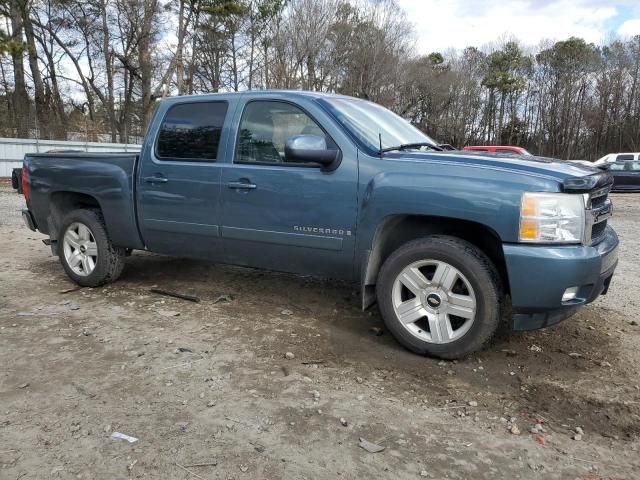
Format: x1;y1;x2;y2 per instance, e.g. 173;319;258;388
149;288;200;303
61;300;80;310
157;309;181;317
358;437;385;453
568;352;582;358
18;383;29;389
176;463;206;478
284;352;295;360
59;287;82;294
368;327;384;336
213;294;234;304
340;418;348;427
534;434;545;445
110;432;138;443
184;461;218;468
509;424;520;435
280;309;293;316
73;383;96;398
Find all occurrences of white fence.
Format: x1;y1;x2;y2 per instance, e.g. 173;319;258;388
0;137;142;177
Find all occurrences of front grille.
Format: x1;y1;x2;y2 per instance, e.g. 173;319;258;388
585;187;611;245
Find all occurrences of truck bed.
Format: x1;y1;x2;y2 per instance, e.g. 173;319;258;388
23;152;144;250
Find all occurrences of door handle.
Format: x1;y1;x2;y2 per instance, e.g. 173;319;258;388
226;181;257;190
144;175;168;184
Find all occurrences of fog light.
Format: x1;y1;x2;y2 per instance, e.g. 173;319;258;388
562;286;580;302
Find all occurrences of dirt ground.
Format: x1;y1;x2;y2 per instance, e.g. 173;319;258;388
1;180;639;479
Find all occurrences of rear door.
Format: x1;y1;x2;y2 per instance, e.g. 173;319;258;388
137;99;232;260
218;97;359;280
625;161;640;188
608;161;631;188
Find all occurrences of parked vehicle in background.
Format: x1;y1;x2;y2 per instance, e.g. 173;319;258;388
567;160;597;168
601;161;640;192
11;168;22;193
594;153;640;165
463;145;532;156
21;91;618;359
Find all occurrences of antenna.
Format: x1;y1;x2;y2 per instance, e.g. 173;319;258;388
379;133;383;159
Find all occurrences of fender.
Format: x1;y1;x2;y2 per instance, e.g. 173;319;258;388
354;158;560;309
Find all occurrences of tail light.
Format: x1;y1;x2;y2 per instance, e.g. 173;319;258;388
21;165;30;204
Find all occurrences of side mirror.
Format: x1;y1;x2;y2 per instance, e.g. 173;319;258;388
598;163;610;171
284;134;339;167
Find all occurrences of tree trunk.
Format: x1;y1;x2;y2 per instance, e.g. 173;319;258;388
9;0;30;137
21;3;49;138
100;0;118;142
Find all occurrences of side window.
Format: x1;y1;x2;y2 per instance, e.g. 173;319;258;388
609;162;626;171
236;101;332;165
156;102;228;161
616;154;634;161
629;162;640;171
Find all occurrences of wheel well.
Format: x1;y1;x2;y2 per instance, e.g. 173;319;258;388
48;191;102;240
362;215;509;308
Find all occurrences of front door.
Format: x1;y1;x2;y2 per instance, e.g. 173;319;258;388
219;99;358;280
137;100;230;260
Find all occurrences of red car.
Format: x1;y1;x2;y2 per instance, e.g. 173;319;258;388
463;145;532;156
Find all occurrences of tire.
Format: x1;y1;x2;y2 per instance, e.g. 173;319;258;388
376;236;502;359
12;169;22;193
57;209;125;287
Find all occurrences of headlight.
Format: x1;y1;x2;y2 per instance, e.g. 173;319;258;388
519;192;585;243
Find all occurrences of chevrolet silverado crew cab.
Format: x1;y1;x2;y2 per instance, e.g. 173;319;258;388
21;91;618;359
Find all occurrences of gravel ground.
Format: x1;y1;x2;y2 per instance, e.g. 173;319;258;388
1;182;639;479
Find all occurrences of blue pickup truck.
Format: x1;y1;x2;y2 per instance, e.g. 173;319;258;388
20;91;618;359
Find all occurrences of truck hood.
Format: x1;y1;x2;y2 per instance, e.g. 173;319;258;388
384;150;612;192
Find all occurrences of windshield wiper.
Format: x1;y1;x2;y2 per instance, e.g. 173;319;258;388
380;142;443;154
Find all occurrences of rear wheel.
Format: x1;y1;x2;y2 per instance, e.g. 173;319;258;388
57;209;125;287
376;236;502;359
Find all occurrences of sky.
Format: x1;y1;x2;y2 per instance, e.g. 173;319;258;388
397;0;640;53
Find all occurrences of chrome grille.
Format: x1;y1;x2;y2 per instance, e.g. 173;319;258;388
584;186;611;245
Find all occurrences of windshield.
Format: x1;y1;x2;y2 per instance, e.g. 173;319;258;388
317;97;437;154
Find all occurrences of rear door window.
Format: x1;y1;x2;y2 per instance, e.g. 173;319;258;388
616;154;634;161
609;162;626;171
156;102;228;161
628;162;640;171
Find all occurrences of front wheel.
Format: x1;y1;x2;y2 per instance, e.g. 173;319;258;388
376;236;502;359
57;209;125;287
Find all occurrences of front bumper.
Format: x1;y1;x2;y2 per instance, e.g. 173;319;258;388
503;226;618;331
